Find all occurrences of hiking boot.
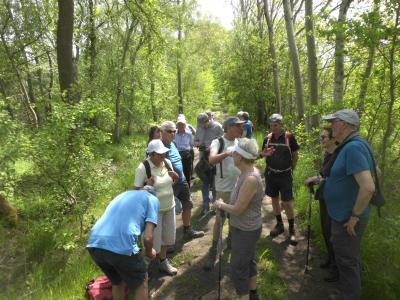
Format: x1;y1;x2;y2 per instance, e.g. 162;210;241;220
270;222;284;238
203;247;217;271
184;227;204;240
159;259;178;276
289;228;298;246
166;245;175;254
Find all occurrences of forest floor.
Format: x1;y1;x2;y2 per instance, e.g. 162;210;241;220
147;155;341;300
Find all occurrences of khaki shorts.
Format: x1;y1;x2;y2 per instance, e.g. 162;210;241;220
153;207;176;253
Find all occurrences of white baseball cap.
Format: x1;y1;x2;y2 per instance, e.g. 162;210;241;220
147;139;169;154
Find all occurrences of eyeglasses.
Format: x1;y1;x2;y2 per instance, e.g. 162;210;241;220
165;130;176;134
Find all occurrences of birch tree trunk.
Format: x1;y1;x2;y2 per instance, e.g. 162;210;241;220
282;0;304;119
357;0;379;116
305;0;319;129
263;0;282;113
333;0;352;105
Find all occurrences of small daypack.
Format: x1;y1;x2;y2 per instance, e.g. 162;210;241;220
85;275;128;300
195;156;214;184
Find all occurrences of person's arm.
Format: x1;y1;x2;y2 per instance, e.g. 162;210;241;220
344;170;375;236
134;164;147;189
208;139;230;165
212;175;258;216
142;222;156;260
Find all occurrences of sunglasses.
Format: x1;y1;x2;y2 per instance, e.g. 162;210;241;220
166;130;176;134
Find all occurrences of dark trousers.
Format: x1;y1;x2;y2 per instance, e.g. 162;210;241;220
179;150;192;187
331;217;368;300
319;199;335;263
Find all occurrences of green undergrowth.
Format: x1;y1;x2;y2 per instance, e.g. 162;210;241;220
1;135;147;299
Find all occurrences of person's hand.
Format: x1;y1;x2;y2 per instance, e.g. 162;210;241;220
210;198;223;211
146;176;155;186
304;176;319;187
263;147;275;157
168;171;179;183
344;216;359;236
225;150;232;157
145;248;157;261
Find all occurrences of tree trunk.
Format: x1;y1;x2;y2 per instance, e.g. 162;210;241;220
282;0;305;119
357;0;379;116
56;0;74;101
333;0;352;105
379;2;400;185
263;0;282;113
305;0;319;129
87;0;97;99
113;20;135;144
176;0;184;114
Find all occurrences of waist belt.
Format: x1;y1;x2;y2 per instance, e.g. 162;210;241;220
267;166;292;173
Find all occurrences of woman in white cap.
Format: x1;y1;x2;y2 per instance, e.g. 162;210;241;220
211;138;263;300
134;139;179;276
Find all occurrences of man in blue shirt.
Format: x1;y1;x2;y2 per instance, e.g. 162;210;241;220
323;109;375;300
87;189;159;300
161;121;204;240
174;115;194;187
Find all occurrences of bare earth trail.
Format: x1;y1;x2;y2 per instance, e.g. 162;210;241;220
148;151;339;299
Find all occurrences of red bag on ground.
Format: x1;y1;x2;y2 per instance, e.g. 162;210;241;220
86;275;113;299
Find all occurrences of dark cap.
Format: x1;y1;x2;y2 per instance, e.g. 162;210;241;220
223;117;244;129
197;113;209;125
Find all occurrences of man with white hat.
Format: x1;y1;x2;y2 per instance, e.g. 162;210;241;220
322;109;375;300
174;114;194;187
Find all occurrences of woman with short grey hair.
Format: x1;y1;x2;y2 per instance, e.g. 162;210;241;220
211;138;263;300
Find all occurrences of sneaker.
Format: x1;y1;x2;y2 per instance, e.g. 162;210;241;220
184;227;205;240
159;259;178;276
270;223;284;238
289;228;298;246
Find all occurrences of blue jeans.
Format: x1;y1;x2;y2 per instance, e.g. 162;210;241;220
201;181;216;208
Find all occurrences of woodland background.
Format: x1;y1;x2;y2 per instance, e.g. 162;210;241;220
0;0;399;298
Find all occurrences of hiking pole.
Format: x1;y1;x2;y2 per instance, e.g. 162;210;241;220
305;185;314;274
217;210;224;300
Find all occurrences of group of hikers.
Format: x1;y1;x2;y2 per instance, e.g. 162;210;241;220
86;108;376;300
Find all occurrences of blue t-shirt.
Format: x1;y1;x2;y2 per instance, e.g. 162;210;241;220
323;139;373;222
243;120;253;139
166;142;185;183
87;190;159;255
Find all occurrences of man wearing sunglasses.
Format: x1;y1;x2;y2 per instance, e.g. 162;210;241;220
161;121;204;240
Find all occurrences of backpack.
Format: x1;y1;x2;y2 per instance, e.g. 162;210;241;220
264;132;293;172
143;159;172;179
195;156;213;184
85;276;128;300
354;139;385;216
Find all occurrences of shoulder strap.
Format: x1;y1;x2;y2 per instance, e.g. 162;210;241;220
164;159;172;172
143;160;151;179
266;133;272;147
218;137;224;178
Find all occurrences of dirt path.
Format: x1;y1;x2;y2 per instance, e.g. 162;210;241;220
148;149;339;299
